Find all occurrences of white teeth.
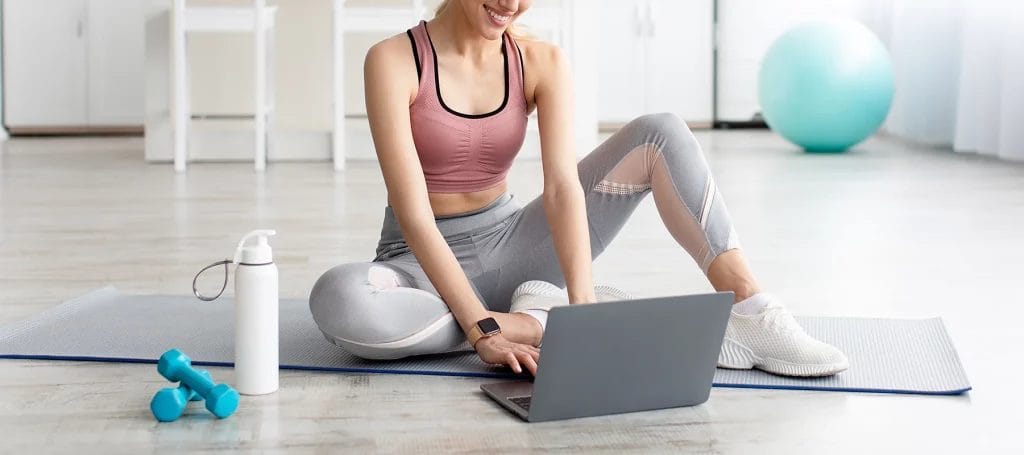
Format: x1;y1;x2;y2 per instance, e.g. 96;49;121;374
487;8;510;22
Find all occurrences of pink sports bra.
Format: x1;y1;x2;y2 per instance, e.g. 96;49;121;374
406;20;529;193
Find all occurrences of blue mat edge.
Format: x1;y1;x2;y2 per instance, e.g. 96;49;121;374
0;353;972;396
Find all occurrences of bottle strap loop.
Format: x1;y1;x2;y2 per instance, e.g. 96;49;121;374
192;259;232;301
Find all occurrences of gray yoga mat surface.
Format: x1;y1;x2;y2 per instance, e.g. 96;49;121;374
0;287;971;395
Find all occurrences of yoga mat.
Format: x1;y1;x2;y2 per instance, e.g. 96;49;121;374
0;287;971;395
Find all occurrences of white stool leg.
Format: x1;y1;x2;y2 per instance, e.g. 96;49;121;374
254;0;267;172
332;0;345;171
172;0;187;173
266;15;276;165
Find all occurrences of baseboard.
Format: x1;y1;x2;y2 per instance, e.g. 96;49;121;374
9;126;144;136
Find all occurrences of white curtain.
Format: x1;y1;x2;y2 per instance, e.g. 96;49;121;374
858;0;1024;161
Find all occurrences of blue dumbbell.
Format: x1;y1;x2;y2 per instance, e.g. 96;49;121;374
157;349;239;419
150;369;210;422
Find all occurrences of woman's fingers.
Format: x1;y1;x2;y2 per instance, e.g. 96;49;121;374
518;351;539;376
505;352;522;374
483;339;541;375
514;343;540;364
526;346;540;361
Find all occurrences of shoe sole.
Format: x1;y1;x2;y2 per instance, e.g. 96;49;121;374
718;337;849;377
593;285;632;302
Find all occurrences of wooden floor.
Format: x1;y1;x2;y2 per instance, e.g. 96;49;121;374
2;131;1022;453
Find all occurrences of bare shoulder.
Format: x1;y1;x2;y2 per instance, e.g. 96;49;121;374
365;32;417;70
516;38;568;75
514;38;568;108
364;32;419;101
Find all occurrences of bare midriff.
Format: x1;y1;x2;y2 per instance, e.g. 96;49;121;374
428;182;508;217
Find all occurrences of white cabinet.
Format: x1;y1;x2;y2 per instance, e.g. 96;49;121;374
3;0;89;127
3;0;144;131
598;0;644;124
598;0;714;126
86;0;146;125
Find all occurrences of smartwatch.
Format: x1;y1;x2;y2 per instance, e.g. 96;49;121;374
467;317;501;347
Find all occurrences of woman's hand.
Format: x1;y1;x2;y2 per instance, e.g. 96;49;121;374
475;334;540;375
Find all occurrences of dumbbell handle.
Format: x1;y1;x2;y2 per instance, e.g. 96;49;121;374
180;382;198;401
183;369;211;401
164;369;211;401
177;363;218;397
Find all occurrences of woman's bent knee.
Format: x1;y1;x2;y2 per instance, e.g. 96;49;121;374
308;263;375;342
624;113;700;154
632;112;691;135
309;263;419;341
308;262;464;359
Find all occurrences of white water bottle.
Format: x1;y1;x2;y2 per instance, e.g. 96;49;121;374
232;229;279;395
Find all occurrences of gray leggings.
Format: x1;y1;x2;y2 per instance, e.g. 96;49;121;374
309;113;740;359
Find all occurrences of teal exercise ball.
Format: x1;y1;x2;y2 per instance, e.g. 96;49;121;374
758;20;894;153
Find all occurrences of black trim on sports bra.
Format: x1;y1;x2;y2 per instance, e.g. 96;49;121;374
406;29;422;80
422;21;510;120
511;36;528;108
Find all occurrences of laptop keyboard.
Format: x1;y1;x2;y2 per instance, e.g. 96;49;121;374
508;396;532;411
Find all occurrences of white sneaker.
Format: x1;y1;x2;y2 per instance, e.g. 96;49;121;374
594;284;632;302
510;280;569;312
718;294;849;377
510;281;632;310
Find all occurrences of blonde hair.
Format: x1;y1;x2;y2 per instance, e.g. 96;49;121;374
434;0;529;40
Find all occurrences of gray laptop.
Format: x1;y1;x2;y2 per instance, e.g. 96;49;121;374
481;292;733;422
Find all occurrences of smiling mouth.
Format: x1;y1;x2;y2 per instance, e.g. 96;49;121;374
484;5;513;24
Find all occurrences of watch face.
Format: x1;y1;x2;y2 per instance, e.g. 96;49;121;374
477;317;500;335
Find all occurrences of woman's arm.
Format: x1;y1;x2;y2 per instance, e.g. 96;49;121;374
533;45;597;304
364;40;490;335
364;38;538;373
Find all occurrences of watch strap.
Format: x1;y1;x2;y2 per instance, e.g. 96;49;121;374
467;324;486;347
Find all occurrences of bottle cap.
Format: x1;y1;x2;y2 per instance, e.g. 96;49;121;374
233;229;276;265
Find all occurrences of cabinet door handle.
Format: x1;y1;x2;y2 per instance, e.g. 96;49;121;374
77;18;82;37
